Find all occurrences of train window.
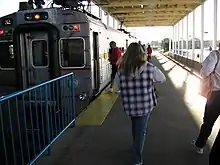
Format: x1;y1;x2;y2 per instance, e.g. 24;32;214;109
60;38;85;68
0;41;15;69
32;40;48;67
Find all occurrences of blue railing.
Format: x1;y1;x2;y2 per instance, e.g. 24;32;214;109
0;73;75;165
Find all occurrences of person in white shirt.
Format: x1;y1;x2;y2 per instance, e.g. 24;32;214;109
192;50;220;155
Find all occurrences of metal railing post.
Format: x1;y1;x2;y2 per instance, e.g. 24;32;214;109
44;85;51;155
70;74;75;127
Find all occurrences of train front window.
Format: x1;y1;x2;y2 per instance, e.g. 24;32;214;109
0;41;15;69
32;40;48;67
60;38;85;68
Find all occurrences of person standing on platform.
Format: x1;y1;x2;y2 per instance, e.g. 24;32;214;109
138;41;146;53
192;50;220;155
117;42;166;165
147;45;152;62
106;41;122;93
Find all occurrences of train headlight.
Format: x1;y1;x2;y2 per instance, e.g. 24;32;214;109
34;14;40;20
62;24;80;32
25;12;48;21
0;29;4;35
73;25;80;31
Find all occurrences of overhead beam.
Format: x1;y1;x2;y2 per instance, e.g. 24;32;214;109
124;19;175;24
121;18;179;22
124;23;174;27
113;12;187;18
100;0;203;8
123;19;175;23
123;22;173;27
108;6;194;14
124;22;176;27
125;25;173;27
93;0;205;27
117;15;182;20
120;19;178;23
124;22;174;25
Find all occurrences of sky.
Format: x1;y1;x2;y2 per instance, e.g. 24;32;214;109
0;0;219;42
128;26;173;43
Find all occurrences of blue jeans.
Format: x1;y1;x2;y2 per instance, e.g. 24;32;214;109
131;113;151;164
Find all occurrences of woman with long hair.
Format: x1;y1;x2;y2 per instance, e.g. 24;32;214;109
117;42;166;165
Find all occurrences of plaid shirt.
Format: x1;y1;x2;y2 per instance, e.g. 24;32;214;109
118;62;157;117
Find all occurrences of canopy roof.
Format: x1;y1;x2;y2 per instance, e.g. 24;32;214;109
94;0;205;27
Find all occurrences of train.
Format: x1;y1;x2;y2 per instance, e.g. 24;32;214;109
0;1;136;164
0;4;136;112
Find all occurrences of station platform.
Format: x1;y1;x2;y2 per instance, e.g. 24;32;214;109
37;53;220;165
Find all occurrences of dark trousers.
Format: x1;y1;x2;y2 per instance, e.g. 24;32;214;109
131;113;151;164
147;55;151;62
111;64;118;79
154;87;158;98
110;64;118;88
209;129;220;165
195;91;220;148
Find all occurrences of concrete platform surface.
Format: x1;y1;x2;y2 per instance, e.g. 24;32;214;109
37;53;214;165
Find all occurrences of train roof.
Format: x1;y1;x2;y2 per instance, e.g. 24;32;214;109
0;7;133;37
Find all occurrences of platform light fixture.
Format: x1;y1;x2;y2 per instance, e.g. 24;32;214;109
141;5;143;8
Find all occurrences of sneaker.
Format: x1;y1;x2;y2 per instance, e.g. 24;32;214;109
191;140;204;155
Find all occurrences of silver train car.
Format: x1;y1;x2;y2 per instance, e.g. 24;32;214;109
0;7;136;112
0;6;136;165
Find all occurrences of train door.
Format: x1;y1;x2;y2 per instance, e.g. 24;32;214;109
92;32;100;93
19;31;50;88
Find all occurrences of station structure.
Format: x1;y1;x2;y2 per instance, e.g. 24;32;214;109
1;0;220;165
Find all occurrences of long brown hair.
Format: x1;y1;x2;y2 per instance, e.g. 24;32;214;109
118;42;146;76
